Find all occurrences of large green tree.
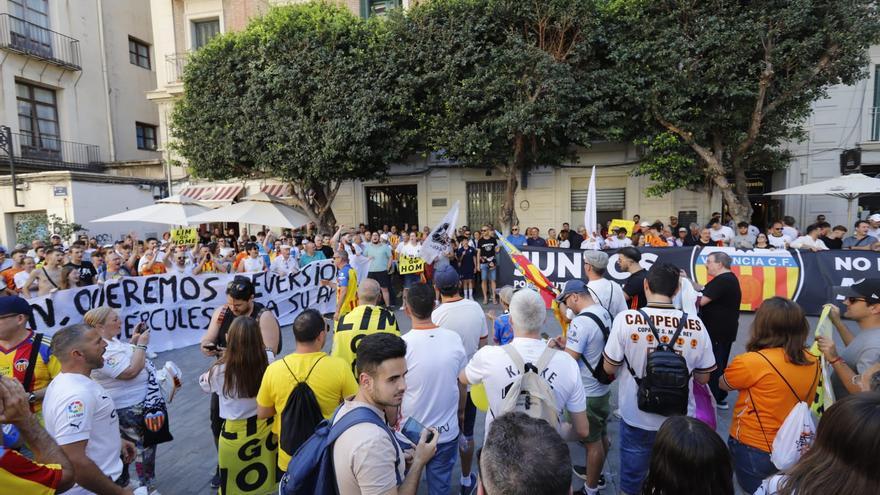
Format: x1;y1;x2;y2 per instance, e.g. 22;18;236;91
171;2;414;232
387;0;618;229
606;0;880;222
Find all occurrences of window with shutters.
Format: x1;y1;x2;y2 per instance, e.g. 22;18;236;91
466;181;506;229
16;80;60;159
192;19;220;50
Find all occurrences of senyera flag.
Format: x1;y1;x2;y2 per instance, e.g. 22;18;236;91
495;231;569;335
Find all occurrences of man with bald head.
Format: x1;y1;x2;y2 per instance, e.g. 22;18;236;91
331;278;400;375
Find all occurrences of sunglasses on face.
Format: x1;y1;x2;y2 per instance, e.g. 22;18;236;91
847;297;867;304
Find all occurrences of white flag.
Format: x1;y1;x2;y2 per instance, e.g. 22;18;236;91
420;201;460;263
584;166;598;241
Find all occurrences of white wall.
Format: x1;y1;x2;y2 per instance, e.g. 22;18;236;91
71;180;167;242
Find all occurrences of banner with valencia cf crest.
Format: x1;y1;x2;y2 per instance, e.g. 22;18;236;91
496;245;880;316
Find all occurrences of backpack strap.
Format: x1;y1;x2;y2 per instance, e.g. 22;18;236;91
535;345;556;371
282;355;326;384
576;312;609;375
22;333;44;392
41;267;59;289
502;344;526;372
625;310;689;383
752;351;819;403
327;406;402;486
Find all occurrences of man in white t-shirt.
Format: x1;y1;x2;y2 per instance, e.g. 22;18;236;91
555;280;613;495
431;265;489;493
601;262;716;495
582;250;628;319
43;324;137;495
605;228;632;249
460;288;588;439
400;283;467;495
708;219;734;246
767;221;792;249
782;216;799;240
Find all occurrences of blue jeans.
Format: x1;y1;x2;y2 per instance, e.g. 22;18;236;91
619;421;657;495
728;436;777;494
424;439;458;495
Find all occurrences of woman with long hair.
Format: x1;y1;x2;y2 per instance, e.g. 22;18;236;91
640;416;734;495
720;297;819;494
757;392;880;495
86;306;157;492
199;316;275;495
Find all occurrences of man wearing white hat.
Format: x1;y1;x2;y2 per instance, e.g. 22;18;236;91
867;213;880;239
270;245;299;277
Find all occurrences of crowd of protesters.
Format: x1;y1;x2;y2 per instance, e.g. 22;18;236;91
1;211;880;495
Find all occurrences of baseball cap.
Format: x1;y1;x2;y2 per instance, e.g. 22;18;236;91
556;279;589;303
640;221;651;227
0;246;6;254
0;296;32;318
679;227;687;232
583;250;609;270
433;265;460;289
836;279;880;305
869;213;880;222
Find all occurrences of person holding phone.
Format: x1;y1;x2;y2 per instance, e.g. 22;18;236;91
333;332;439;495
85;307;158;493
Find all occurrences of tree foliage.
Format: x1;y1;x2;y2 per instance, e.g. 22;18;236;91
605;0;880;222
386;0;619;229
171;2;414;231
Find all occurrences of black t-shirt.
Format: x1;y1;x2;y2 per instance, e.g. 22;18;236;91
319;245;334;260
567;231;584;248
623;269;647;309
820;235;842;250
65;261;97;287
477;238;497;265
699;271;743;342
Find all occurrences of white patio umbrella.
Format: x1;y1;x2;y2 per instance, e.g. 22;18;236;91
185;192;311;229
91;194;213;226
765;173;880;226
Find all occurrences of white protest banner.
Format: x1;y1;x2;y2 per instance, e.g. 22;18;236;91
420;200;459;263
25;260;337;352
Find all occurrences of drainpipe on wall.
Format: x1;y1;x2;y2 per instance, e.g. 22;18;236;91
96;0;116;162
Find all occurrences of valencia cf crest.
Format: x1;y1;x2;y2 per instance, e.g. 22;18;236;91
692;247;803;311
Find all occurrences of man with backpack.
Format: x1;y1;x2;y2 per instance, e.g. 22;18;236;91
459;289;588;439
601;262;716;495
555;280;613;495
256;309;357;474
400;284;467;495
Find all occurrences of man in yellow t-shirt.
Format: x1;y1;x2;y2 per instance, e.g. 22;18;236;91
332;279;399;376
256;309;358;471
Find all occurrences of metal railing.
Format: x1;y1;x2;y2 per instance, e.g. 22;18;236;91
166;53;190;84
871;106;880;142
4;132;103;172
0;14;81;71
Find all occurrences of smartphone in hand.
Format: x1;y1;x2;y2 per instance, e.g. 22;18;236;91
401;416;434;445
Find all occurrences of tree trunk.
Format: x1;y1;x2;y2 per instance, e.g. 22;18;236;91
289;180;338;235
498;135;526;231
710;164;753;225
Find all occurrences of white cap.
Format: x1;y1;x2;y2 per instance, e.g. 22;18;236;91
869;213;880;222
280;244;292;250
640;221;651;227
301;239;309;245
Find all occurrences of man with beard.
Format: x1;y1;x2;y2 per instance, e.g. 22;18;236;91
43;324;137;494
333;333;439;494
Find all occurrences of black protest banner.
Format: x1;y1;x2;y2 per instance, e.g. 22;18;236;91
26;261;337;351
496;246;880;315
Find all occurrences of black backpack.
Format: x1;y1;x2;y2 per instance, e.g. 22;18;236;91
625;310;691;417
279;356;326;457
576;312;615;385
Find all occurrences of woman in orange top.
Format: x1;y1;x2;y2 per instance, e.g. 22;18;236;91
720;297;819;494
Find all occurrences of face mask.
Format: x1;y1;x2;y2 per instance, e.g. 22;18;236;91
565;308;576;321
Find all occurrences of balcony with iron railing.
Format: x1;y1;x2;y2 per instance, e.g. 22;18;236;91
0;14;81;71
0;131;103;172
166;52;190;84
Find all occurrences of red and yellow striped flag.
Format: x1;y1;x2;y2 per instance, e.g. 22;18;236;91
495;231;568;336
